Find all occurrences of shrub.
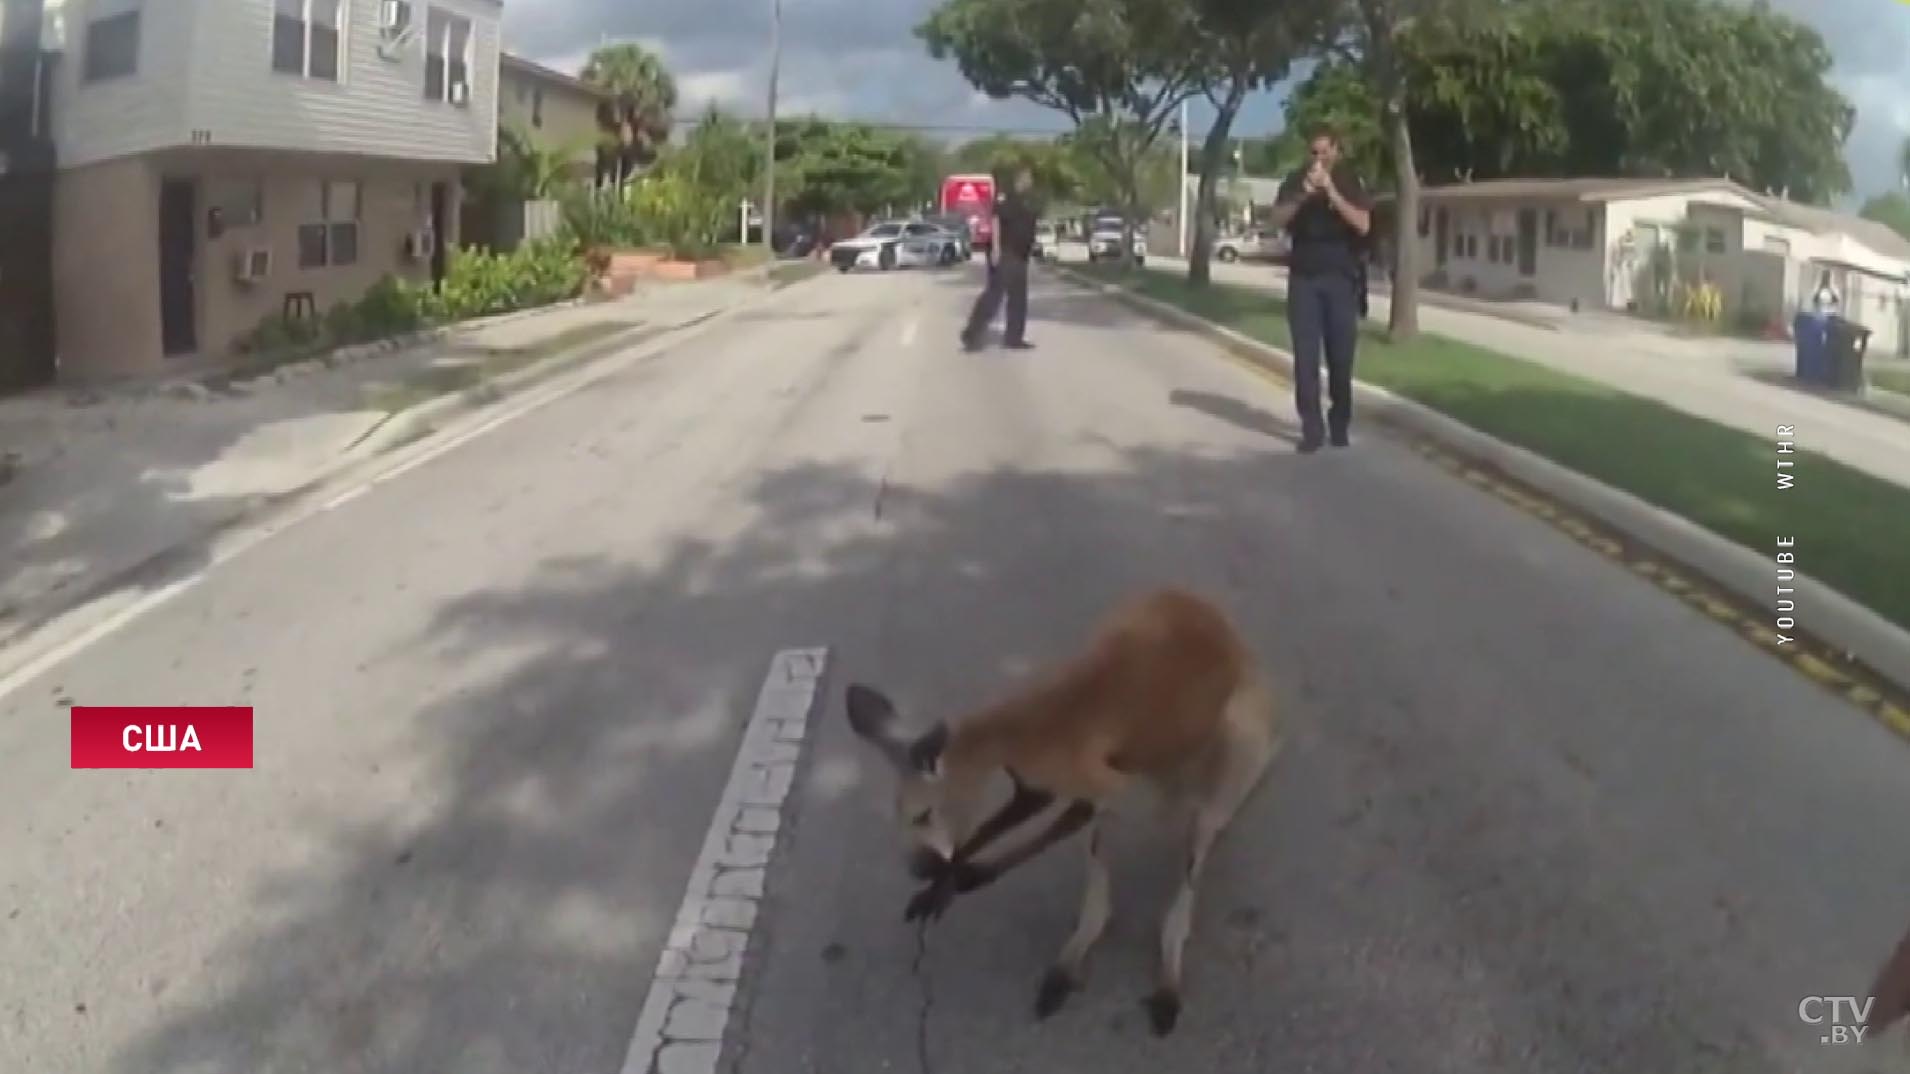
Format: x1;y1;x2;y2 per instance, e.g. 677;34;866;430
629;173;730;262
432;237;589;321
234;242;584;366
559;185;649;252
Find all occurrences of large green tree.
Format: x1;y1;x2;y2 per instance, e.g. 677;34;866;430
771;118;941;220
1860;193;1910;243
1320;0;1543;340
1297;0;1857;197
918;0;1208;266
580;43;679;188
1294;0;1853;338
949;134;1086;202
1181;0;1326;285
657;105;760;209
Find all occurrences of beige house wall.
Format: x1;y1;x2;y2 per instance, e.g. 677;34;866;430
52;148;462;381
52;154;163;381
498;67;602;177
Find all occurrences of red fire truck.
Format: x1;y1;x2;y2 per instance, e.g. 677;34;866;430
939;173;997;256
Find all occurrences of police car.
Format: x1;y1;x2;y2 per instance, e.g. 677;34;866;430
829;221;961;272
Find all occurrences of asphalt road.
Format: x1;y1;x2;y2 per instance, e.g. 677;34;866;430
2;260;1907;1074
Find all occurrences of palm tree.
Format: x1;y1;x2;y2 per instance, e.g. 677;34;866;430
580;43;679;190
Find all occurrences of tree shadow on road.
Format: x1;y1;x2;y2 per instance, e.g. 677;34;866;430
90;425;1869;1074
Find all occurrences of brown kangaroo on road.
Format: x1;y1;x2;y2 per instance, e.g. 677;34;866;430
844;586;1282;1035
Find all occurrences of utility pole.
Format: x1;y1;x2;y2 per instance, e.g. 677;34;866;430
1177;99;1189;259
761;0;781;253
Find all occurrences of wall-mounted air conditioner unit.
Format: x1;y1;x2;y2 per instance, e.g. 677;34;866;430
376;0;415;60
404;228;435;261
448;80;469;106
234;247;271;284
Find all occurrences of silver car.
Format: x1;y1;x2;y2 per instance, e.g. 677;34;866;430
1214;228;1287;263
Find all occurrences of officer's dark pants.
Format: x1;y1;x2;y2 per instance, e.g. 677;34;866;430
962;253;1029;345
1285;270;1360;443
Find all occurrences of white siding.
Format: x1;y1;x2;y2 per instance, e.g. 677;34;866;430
53;0;500;170
184;0;499;164
50;0;198;168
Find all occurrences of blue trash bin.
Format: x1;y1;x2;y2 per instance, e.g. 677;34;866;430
1793;311;1829;385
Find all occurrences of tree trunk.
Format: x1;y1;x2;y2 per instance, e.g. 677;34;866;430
1384;83;1420;341
1190;81;1248;288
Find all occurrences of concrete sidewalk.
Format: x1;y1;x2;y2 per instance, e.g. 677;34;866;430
1142;254;1910;491
0;271;784;652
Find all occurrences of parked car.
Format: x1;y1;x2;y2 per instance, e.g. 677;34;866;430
921;214;974;260
1087;218;1147;265
1033;222;1059;261
829;221;959;272
1213;227;1286;263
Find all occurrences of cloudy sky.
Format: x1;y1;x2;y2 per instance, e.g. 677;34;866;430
501;0;1910;206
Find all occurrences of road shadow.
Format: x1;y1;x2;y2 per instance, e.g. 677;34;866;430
0;394;258;652
0;279;789;662
92;420;1895;1073
98;445;1322;1074
1169;389;1297;444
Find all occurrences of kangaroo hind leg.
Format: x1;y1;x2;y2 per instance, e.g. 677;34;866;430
1144;681;1281;1035
1034;818;1112;1019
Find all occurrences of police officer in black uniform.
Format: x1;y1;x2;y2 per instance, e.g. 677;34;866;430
961;167;1038;351
1270;126;1374;452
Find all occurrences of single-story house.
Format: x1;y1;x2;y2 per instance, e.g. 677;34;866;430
1383;177;1910;357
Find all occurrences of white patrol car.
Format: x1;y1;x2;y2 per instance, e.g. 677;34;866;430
829;221;960;272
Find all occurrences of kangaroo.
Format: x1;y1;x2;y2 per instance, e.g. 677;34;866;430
844;586;1282;1035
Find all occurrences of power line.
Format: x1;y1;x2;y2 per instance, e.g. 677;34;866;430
669;110;1265;142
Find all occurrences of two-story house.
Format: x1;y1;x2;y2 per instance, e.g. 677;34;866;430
498;51;604;183
45;0;501;381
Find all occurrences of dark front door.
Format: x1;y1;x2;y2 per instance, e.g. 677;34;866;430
429;181;449;286
158;178;197;356
1517;208;1538;277
1434;207;1450;267
0;169;57;392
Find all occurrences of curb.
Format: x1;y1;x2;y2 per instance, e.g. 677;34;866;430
0;267;815;677
1060;265;1910;714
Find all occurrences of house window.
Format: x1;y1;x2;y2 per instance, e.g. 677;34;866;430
1573;209;1595;249
83;0;141;83
273;0;343;81
532;87;544;127
297;180;360;269
206;178;266;229
1705;227;1726;254
425;7;473;104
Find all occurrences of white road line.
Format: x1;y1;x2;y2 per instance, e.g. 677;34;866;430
900;317;919;347
617;646;828;1074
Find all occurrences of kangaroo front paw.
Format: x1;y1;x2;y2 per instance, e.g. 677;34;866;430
1142;988;1181;1036
1034;966;1077;1019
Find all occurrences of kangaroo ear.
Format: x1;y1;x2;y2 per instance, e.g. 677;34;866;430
907;722;949;777
846;682;912;770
